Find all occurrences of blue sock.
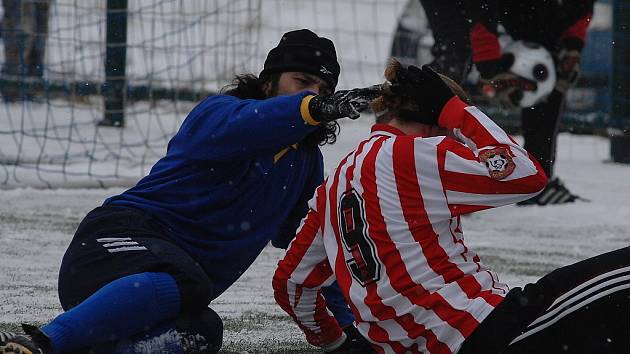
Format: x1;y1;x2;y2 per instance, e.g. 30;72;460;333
41;272;180;354
321;281;355;327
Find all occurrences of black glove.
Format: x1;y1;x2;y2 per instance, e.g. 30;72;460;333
475;54;537;109
555;39;582;93
327;326;376;354
388;64;455;125
309;85;383;122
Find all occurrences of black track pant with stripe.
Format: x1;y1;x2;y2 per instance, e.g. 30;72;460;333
459;246;630;354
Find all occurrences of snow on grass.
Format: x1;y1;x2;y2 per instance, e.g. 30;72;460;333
0;130;629;352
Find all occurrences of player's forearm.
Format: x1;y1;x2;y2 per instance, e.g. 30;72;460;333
466;0;500;62
470;23;501;63
559;12;593;50
560;0;595;43
438;97;515;149
213;93;319;149
273;206;345;346
438;97;548;186
273;277;344;348
177;93;319;160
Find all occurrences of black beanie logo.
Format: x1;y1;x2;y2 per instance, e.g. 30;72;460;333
320;66;333;75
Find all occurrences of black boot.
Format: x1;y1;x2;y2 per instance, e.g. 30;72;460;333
109;307;223;354
0;332;17;346
0;324;53;354
517;177;584;206
176;307;223;354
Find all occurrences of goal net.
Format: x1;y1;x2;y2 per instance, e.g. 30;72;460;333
0;0;264;188
0;0;409;188
0;0;613;188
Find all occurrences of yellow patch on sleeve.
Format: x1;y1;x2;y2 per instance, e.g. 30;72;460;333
300;95;320;126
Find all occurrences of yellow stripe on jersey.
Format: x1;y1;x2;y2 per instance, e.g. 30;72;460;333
273;144;299;164
274;148;290;163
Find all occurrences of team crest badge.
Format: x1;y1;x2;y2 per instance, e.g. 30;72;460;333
479;147;515;180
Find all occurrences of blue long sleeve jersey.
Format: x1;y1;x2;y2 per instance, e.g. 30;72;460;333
104;92;324;299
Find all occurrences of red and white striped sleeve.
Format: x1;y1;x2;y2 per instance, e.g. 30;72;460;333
273;189;346;351
433;97;548;215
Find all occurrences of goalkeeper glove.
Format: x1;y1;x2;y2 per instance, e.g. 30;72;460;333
327;326;376;354
555;38;583;94
476;54;537;109
308;85;383;122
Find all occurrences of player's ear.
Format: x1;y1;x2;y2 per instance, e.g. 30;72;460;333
262;80;273;97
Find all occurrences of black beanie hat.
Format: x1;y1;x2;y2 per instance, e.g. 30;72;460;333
260;29;340;90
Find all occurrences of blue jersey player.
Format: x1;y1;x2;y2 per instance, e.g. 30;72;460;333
1;29;382;354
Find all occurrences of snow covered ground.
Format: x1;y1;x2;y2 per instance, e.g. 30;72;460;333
0;121;629;352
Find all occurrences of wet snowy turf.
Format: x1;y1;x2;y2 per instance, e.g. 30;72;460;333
1;127;629;352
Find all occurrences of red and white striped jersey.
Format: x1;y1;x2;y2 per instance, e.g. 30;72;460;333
273;97;548;354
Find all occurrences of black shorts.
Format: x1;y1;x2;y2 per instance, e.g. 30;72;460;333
58;205;212;313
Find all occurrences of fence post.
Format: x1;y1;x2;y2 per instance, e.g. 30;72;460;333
99;0;128;127
610;0;630;163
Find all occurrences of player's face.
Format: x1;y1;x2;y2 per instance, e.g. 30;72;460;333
275;72;331;96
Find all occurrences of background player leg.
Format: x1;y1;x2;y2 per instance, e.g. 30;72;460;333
420;0;472;83
390;0;472;83
519;90;582;205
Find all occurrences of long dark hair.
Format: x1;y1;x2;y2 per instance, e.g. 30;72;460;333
221;74;339;148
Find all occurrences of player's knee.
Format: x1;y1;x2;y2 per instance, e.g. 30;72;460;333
57;263;87;310
172;271;213;312
200;307;223;353
177;307;223;354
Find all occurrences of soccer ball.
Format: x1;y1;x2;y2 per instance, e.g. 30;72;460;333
503;40;557;108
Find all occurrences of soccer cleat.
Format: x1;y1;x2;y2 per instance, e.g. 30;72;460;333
1;336;44;354
0;324;51;354
176;307;222;354
517;177;585;206
0;332;16;346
